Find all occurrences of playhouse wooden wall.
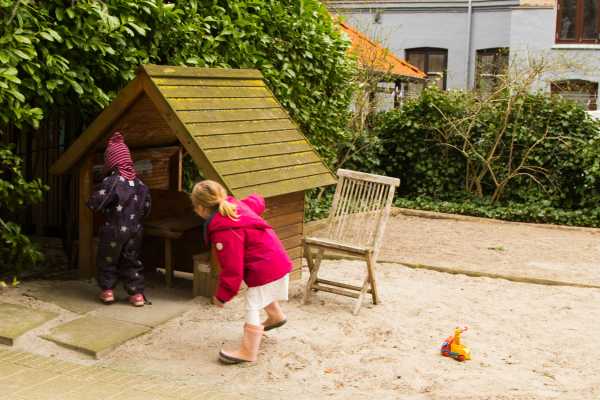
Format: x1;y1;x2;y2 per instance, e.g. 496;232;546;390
263;191;304;279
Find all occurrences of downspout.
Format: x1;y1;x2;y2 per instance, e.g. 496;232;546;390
465;0;473;89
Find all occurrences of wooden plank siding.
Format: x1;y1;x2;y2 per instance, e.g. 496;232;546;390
178;108;287;123
264;192;305;279
52;64;335;209
205;141;311;162
197;129;302;149
109;95;176;149
235;174;334;199
153;78;264;87
215;152;321;175
144;64;335;199
224;163;329;189
142;64;263;79
160;86;270;98
49;78;143;175
188;119;295;136
168;98;278;111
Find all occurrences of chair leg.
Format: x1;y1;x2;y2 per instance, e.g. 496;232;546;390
353;270;371;316
303;245;323;304
366;252;380;305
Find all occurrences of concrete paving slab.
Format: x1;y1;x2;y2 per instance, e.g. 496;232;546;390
0;303;57;345
90;287;194;327
0;348;255;399
0;361;28;378
0;368;57;395
25;280;101;314
12;375;88;400
41;316;150;358
57;382;129;400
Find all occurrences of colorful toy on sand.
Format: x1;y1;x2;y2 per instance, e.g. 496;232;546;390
441;326;471;362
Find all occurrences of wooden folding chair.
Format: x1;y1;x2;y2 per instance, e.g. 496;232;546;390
303;169;400;315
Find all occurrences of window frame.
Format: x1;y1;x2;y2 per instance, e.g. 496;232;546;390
405;47;448;90
556;0;600;44
550;79;599;110
475;47;509;93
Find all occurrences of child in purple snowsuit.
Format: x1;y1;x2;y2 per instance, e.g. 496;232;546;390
87;132;151;307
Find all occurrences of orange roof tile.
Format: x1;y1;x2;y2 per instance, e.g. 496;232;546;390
339;22;426;80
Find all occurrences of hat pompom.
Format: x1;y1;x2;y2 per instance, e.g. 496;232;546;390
109;131;124;144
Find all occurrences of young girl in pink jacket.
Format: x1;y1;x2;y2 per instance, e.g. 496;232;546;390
191;180;292;364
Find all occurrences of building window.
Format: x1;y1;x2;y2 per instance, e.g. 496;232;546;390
551;80;598;110
475;48;509;94
405;48;448;97
556;0;600;43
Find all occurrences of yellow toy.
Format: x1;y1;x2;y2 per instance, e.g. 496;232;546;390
441;327;471;362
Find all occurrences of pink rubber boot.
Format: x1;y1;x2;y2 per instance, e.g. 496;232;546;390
219;323;264;364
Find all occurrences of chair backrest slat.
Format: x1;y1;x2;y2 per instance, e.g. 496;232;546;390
320;169;400;251
365;181;385;245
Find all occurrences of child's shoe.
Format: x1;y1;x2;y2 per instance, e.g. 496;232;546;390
219;323;264;364
129;293;144;307
99;289;114;304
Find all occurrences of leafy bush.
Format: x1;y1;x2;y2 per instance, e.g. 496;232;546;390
0;145;46;277
304;188;335;222
1;0;355;160
376;87;600;214
375;89;467;198
1;0;356;274
396;196;600;228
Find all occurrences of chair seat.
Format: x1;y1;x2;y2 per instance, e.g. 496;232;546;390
303;236;372;255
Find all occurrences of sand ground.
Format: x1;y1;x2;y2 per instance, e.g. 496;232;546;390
382;211;600;287
3;213;600;399
100;261;600;400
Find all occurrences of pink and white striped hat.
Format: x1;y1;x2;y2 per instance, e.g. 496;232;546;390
104;131;136;180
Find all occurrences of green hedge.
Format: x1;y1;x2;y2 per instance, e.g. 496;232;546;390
367;87;600;227
396;196;600;228
305;87;600;227
0;0;357;276
1;0;355;152
376;87;600;209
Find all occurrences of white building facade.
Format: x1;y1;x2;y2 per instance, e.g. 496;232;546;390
327;0;600;109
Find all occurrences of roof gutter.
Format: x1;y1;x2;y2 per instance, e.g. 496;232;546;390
465;0;473;89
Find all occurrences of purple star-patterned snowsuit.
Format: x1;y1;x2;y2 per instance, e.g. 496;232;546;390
87;173;151;295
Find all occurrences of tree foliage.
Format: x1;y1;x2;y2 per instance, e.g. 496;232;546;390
0;145;46;276
1;0;354;154
377;87;600;209
0;0;357;275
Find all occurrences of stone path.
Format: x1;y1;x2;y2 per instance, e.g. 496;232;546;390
3;280;197;358
42;316;151;358
0;303;57;346
0;347;246;400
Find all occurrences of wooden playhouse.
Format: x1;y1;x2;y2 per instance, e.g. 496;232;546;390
50;64;336;292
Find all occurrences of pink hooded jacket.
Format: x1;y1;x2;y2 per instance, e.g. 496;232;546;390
206;194;292;303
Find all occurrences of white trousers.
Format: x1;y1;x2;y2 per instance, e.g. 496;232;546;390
245;274;289;324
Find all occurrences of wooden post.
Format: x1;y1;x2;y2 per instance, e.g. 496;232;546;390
78;155;94;279
169;147;183;191
164;238;173;287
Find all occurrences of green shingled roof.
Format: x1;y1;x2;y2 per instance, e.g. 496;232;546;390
50;64;336;198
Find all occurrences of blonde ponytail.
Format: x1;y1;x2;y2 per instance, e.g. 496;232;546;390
218;199;239;220
191;180;239;220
